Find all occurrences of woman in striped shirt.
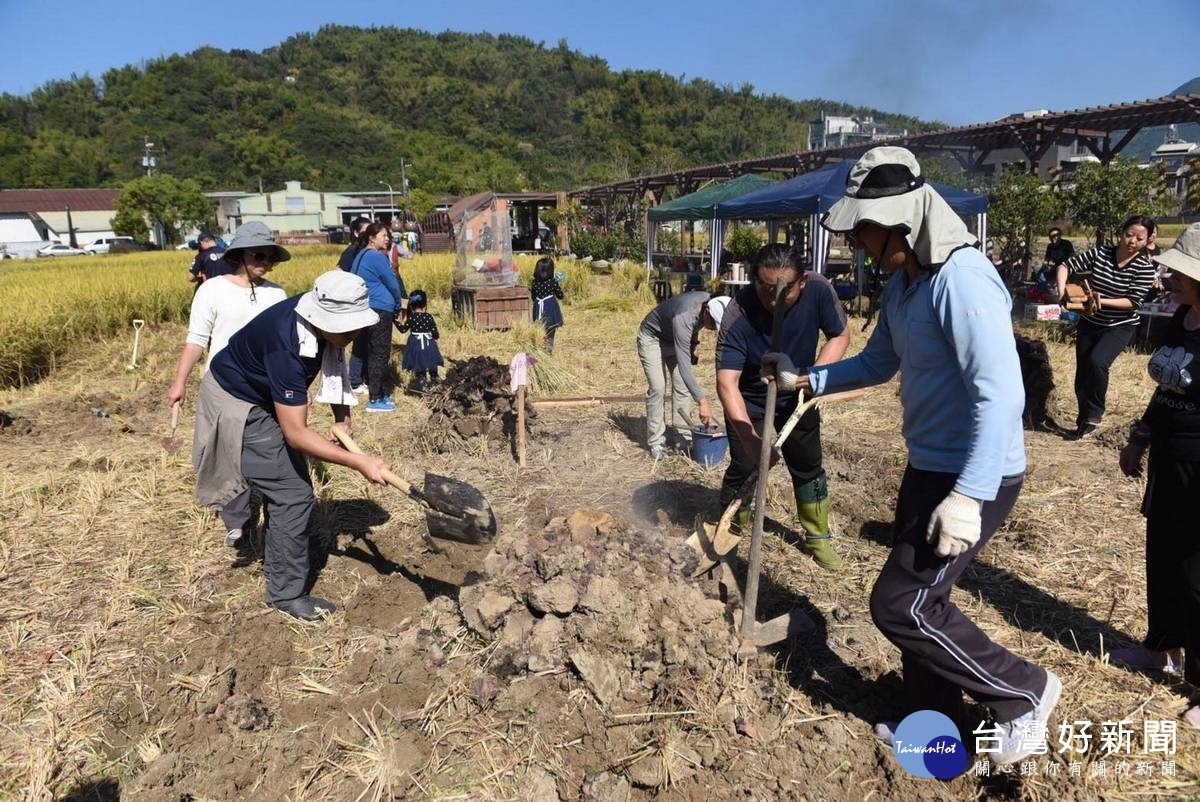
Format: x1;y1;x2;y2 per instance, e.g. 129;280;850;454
1055;215;1157;438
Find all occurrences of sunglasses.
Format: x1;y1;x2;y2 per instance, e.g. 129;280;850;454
246;250;276;263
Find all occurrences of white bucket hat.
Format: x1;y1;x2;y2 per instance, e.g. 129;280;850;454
296;271;379;333
1154;222;1200;283
705;295;731;327
821;146;975;268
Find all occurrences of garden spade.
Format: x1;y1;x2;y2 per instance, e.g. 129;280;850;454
332;428;497;545
161;401;185;452
686;388;869;576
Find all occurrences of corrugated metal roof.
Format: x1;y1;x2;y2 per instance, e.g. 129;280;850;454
0;188;120;213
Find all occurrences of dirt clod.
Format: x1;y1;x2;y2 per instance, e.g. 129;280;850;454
215;694;270;731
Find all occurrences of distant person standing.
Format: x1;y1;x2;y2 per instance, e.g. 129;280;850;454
349;223;405;411
337;217;372;272
169;222;288;547
189;232;233;288
1055;215;1158;438
531;257;565;353
340;217;373;390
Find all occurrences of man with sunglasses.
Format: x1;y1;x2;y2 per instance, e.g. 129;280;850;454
716;243;851;570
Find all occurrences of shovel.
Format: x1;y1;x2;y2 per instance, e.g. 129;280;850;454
332;428;497;545
161;401;185;452
686;388;869;576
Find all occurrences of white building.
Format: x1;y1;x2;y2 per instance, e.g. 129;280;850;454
809;114;907;151
0;188;120;258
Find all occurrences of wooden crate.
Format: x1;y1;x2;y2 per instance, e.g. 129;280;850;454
452;285;531;331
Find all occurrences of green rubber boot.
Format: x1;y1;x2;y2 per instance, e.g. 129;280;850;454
795;473;842;571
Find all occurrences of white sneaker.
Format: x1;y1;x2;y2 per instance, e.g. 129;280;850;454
352;384;369;395
995;671;1062;765
224;528;243;548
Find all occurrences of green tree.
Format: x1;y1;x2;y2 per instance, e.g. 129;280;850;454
726;225;764;264
112;175;214;245
987;166;1062;271
1065;158;1169;246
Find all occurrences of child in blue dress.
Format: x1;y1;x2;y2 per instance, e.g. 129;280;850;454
531;257;565;353
398;290;443;392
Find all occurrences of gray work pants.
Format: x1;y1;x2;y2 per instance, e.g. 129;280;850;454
219;489;251;531
637;331;691;450
241;406;315;603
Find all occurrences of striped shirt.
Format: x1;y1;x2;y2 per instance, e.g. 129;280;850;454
1063;244;1156;327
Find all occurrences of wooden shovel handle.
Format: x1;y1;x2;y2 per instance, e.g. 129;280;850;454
330;427;417;496
169;401;181;434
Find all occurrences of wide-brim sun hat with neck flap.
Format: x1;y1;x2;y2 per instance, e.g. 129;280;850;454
1154;222;1200;284
821;146;975;268
225;221;292;263
296;271;380;333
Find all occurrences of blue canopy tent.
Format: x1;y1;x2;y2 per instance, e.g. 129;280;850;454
715;160;989;275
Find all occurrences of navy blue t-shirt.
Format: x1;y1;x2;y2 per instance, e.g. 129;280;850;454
718;274;846;416
209;295;323;410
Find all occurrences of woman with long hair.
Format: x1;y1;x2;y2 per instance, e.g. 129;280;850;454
348;222;405;411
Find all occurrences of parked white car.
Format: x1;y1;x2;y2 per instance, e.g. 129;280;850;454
36;243;87;257
84;236;135;254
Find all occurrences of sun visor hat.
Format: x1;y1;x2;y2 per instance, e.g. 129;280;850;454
822;147;926;234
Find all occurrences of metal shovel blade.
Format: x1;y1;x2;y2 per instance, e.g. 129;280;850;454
161;401;185;452
421;472;498;545
736;610;817;659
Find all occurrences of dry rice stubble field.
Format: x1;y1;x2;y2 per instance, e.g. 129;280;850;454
0;269;1198;799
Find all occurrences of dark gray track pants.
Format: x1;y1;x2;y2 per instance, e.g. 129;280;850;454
869;465;1049;724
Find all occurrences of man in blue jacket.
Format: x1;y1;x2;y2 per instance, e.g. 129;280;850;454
765;147;1060;766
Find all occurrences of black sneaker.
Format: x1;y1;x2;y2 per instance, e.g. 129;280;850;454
1076;422;1100;440
271;595;337;622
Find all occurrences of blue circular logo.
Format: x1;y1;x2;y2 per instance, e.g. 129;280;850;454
891;710;967;779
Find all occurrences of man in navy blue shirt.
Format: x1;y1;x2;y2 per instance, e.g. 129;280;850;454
198;267;390;621
717;243;850;570
189;232;233;287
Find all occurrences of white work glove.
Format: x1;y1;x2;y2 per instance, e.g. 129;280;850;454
925;490;982;558
1147;346;1194;393
760;351;799;392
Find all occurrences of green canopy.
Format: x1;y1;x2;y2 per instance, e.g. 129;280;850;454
647;174;775;222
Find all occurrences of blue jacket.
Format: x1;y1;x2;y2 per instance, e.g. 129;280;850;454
351;248;403;314
809;246;1025;500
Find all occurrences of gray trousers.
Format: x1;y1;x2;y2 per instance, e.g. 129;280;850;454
219;489;251;531
241;406;315;603
637;331;692;450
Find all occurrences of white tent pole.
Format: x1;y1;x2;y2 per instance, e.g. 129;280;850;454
979;212;987;253
646;220;654;279
819;226;830;276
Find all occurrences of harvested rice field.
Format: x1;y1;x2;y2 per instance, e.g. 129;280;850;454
0;250;1196;800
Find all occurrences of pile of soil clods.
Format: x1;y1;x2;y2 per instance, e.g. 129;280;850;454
1016;334;1055;429
423;355;535;447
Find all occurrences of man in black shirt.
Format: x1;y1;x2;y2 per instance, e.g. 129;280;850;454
1035;228;1074;288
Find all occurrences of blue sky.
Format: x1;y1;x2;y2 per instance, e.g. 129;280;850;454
2;0;1197;126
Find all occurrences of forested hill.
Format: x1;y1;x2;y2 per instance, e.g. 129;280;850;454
0;26;936;197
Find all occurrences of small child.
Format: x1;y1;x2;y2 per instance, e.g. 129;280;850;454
397;290;443;392
531;257;565;353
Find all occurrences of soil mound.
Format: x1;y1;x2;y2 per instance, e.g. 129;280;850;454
423;355;534;448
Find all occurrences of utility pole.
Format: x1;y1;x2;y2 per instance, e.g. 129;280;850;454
378;180;395;225
141;137;157;176
400;158;412;197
